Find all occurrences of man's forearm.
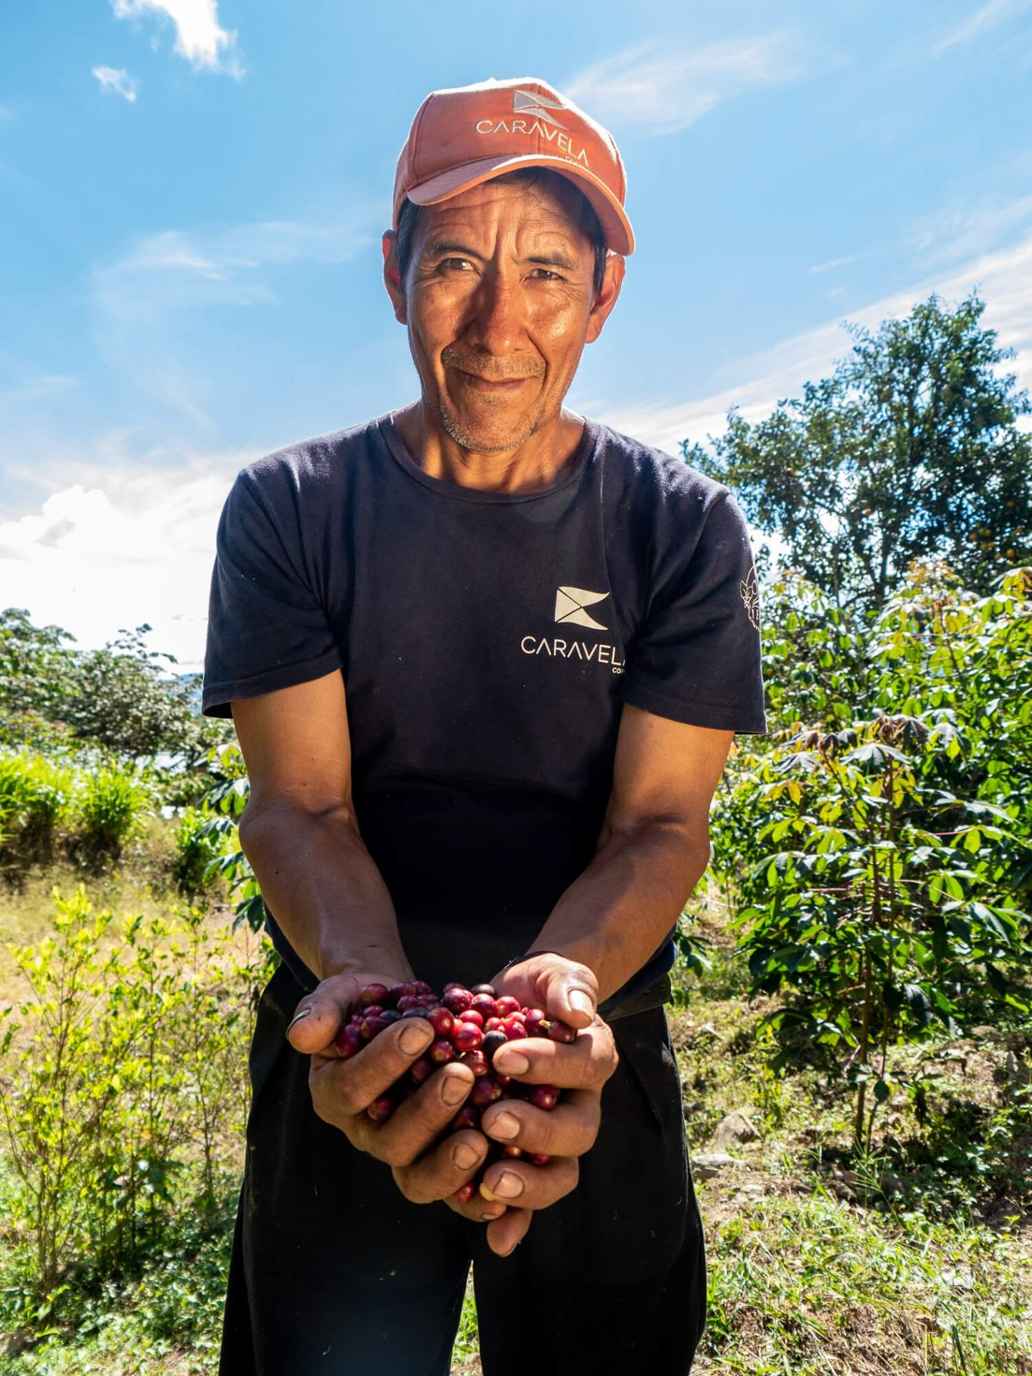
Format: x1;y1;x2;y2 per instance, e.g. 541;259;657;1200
529;820;710;1003
239;800;411;982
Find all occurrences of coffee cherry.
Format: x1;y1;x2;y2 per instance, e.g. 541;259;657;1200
360;1004;384;1019
471;983;497;997
502;1016;527;1039
410;1056;434;1085
358;984;389;1006
529;1085;559;1111
459;1049;489;1078
429;1037;454;1065
361;1014;389;1040
366;1094;395;1123
452;1022;483;1053
379;1010;401;1026
471;993;498;1019
451;1104;480;1131
547;1019;577;1044
481;1030;507;1063
529;1153;551;1167
426;1006;454;1037
458;1009;484;1028
397;994;431;1013
410;981;435;997
495;995;521;1016
455;1182;476;1204
471;1076;503;1107
484;1017;505;1032
502;1144;523;1158
335;1024;363;1059
523;1008;547;1035
443;987;473;1014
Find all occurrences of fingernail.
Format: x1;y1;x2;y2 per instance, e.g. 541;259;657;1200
479;1181;498;1202
487;1111;520;1141
493;1171;524;1200
452;1141;481;1170
441;1072;470;1106
400;1023;434;1056
494;1051;529;1075
287;1007;312;1031
483;1204;505;1220
569;989;594;1017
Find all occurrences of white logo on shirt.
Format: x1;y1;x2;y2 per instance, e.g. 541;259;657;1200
554;586;608;632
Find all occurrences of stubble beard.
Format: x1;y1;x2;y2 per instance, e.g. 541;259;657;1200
434;393;546;455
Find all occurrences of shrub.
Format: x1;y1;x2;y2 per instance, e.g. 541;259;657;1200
71;766;149;860
0;888;272;1331
0;752;74;869
713;564;1032;1149
171;806;228;897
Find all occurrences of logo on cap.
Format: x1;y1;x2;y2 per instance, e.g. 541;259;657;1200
513;88;566;129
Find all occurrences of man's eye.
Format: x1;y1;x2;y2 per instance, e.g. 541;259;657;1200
439;257;474;272
529;268;563;282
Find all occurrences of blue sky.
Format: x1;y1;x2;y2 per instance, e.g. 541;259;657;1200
2;0;1031;669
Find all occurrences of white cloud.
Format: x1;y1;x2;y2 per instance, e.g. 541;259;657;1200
0;447;258;667
565;33;819;135
596;229;1032;454
94;219;375;322
111;0;242;76
933;0;1032;53
908;194;1032;267
89;215;376;422
92;65;140;103
809;254;859;275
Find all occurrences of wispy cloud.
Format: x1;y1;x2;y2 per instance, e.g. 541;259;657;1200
908;194;1032;266
594;227;1032;454
94;218;375;322
933;0;1032;54
92;65;140;103
89;214;376;423
809;254;859;275
565;33;820;136
111;0;243;76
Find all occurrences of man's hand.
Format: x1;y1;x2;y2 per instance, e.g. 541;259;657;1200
287;973;492;1208
443;953;619;1256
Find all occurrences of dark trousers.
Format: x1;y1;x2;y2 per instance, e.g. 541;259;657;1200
219;963;706;1375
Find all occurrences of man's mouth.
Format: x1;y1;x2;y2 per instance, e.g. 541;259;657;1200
455;370;533;392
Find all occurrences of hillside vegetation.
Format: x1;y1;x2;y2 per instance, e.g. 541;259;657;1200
1;291;1030;1374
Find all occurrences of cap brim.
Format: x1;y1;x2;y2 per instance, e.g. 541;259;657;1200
405;153;635;256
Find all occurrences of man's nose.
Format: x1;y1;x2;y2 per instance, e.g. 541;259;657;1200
464;270;525;354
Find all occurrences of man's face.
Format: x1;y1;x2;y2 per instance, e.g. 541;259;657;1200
383;176;623;454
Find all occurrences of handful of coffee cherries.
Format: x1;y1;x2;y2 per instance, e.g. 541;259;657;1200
335;978;577;1204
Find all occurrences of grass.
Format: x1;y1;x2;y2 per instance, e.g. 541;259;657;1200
1;859;1029;1375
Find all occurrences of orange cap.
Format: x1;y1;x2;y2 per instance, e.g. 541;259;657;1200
393;76;635;255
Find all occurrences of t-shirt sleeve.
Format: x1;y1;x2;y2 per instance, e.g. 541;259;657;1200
621;490;767;733
201;464;342;719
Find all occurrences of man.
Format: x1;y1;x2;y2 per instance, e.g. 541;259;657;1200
202;76;765;1376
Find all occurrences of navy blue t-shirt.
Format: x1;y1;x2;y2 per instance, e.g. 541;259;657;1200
202;414;766;1009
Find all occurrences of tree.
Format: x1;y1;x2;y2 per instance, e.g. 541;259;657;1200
0;610;229;765
684;292;1032;611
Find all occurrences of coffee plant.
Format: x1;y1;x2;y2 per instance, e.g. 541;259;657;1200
712;562;1031;1149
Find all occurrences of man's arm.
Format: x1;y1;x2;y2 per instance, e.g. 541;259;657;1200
232;666;408;984
231;670;496;1217
500;704;733;1010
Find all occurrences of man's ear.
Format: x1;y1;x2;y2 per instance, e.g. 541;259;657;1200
584;252;625;345
382;231;407;325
